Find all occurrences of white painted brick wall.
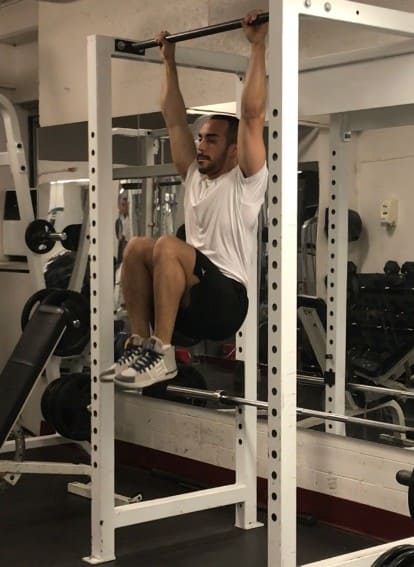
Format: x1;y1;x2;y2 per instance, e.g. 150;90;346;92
115;393;414;517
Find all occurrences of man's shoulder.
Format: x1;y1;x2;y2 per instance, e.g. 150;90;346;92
235;162;268;184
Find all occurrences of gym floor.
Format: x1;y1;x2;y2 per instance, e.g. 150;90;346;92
0;446;379;567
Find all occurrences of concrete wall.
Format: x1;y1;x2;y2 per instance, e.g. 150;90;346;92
38;0;267;126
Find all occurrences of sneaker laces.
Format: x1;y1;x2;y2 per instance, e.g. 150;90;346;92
117;343;142;365
131;348;163;372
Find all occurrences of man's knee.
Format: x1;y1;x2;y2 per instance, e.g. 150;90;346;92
153;235;183;261
123;236;155;264
153;235;198;284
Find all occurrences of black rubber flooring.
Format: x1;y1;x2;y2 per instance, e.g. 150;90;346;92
0;449;379;567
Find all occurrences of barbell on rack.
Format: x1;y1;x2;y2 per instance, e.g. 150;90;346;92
166;385;414;435
25;219;81;254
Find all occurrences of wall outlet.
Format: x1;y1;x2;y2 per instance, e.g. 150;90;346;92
380;199;398;227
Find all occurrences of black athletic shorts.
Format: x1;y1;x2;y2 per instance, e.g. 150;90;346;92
174;249;248;342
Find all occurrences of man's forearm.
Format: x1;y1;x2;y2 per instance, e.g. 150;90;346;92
241;42;266;119
161;60;188;128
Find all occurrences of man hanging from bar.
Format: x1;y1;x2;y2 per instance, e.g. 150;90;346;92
111;10;268;388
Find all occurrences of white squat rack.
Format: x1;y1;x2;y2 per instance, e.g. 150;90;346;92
86;24;261;567
87;1;414;566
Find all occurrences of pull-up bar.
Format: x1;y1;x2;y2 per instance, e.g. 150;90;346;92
115;12;269;56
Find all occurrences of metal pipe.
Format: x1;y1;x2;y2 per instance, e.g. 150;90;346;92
347;382;414;400
166;385;414;434
49;231;67;242
296;407;414;435
297;374;414;400
221;393;268;409
168;385;226;403
124;13;269;54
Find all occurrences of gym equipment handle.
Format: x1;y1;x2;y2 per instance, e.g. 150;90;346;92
127;12;269;53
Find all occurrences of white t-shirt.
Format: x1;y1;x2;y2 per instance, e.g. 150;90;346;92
183;161;268;287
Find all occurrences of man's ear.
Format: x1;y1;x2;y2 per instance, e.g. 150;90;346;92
229;143;238;158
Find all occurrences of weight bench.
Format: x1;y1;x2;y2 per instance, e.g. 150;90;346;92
0;304;67;448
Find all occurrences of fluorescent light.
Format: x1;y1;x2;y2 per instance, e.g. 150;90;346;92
50;178;90;185
187;102;237;116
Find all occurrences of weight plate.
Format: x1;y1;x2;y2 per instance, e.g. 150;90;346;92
42;290;90;357
48;373;91;441
371;545;414;567
25;219;55;254
22;289;90;357
41;378;64;424
61;224;81;252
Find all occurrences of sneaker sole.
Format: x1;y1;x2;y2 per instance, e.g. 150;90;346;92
114;368;178;389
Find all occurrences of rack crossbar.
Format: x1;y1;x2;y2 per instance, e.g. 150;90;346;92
114;483;248;528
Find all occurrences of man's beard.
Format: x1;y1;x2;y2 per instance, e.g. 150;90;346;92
197;155;211;174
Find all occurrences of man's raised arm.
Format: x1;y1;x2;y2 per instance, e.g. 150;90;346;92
157;32;196;179
237;11;268;178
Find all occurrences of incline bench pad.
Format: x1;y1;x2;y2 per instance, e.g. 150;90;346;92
0;304;67;448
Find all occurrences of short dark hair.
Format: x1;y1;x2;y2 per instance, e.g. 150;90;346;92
208;114;239;146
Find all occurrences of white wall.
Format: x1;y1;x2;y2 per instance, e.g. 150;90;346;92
0;0;37;43
115;393;414;519
0;44;17;91
14;42;38;103
301;121;414;291
0;0;38;102
357;125;414;272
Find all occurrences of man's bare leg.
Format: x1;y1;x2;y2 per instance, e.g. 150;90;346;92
116;235;199;388
102;236;156;379
152;235;199;345
121;236;155;337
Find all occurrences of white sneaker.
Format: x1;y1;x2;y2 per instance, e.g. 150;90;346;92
101;335;145;380
115;335;177;389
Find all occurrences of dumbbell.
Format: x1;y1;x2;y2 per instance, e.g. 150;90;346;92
384;260;400;276
401;262;414;280
25;219;81;254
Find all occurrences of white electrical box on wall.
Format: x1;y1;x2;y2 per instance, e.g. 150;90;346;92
380;199;398;227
